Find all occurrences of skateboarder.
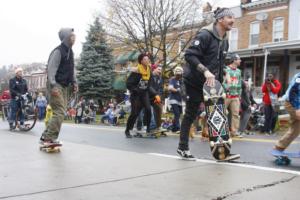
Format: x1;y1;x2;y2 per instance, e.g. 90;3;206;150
273;72;300;152
150;64;165;133
177;7;235;160
125;53;160;138
39;28;78;144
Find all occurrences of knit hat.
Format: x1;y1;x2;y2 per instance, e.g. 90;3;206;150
15;67;23;74
174;66;183;75
229;53;241;63
214;7;234;20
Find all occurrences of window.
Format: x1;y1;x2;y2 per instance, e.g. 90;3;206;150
273;18;284;42
249;22;260;47
229;28;238;51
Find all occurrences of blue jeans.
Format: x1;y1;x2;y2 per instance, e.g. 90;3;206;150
38;106;46;120
136;107;156;131
9;99;24;125
171;104;182;132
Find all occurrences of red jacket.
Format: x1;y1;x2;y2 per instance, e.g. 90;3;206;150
262;79;281;105
0;90;11;101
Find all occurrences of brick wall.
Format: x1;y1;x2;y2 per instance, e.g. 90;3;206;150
234;4;289;49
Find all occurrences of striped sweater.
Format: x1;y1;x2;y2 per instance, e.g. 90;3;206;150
223;66;242;97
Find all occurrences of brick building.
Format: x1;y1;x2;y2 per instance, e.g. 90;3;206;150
229;0;300;95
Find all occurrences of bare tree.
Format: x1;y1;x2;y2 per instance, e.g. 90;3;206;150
100;0;208;73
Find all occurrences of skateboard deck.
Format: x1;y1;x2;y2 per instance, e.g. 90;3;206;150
134;131;158;139
271;149;300;165
154;130;168;137
39;143;62;153
216;154;240;162
203;80;232;160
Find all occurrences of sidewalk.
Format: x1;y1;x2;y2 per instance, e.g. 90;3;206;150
0;129;299;200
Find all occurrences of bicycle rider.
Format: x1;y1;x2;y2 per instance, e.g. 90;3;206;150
8;67;28;130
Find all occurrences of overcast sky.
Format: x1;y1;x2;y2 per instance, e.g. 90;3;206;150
0;0;240;67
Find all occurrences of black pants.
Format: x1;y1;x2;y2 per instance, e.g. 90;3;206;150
126;92;152;132
178;84;203;150
263;105;277;132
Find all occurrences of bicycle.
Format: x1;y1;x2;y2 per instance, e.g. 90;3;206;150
1;99;10;121
12;93;38;131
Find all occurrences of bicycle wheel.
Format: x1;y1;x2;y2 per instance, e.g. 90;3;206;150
16;105;37;131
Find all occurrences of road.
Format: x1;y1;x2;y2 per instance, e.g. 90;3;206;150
0;121;300;200
12;121;300;170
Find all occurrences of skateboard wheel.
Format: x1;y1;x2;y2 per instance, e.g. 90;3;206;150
219;153;225;160
218;147;225;153
228;138;232;145
210;141;215;147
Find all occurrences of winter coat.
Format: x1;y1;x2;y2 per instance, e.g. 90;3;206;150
9;76;28;98
262;79;281;105
126;71;157;97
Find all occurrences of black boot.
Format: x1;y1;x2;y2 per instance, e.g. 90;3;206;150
125;130;132;138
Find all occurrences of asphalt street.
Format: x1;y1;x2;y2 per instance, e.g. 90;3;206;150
6;121;300;170
1;121;300;200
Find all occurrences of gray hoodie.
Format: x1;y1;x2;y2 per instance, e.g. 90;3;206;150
47;28;77;87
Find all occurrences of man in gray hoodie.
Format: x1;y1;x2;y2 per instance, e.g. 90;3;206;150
40;28;78;144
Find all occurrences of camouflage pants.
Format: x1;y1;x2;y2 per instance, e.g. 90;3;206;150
42;84;69;140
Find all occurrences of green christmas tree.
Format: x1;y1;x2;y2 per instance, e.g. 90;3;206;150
77;17;114;100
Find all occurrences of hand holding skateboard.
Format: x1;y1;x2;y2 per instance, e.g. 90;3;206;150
204;70;215;87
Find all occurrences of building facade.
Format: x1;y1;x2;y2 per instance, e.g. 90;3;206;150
229;0;300;95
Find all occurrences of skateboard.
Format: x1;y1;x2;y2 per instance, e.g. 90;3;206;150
271;149;300;166
154;129;168;137
39;142;62;153
203;80;234;160
216;154;240;162
134;131;158;139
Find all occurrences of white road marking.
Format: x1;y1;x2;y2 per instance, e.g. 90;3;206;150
148;153;300;176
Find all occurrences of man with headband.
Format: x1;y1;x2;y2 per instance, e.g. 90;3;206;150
177;7;235;160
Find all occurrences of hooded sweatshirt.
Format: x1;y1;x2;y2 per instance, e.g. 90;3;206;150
183;23;229;99
47;28;77;87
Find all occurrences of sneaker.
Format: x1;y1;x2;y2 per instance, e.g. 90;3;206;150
19;125;26;130
9;123;14;131
125;130;132;138
39;136;60;145
177;148;196;161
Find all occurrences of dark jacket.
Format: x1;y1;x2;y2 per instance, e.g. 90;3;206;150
150;74;163;98
126;72;157;97
54;44;75;86
47;28;76;87
168;77;183;103
184;23;229;91
241;81;256;111
9;77;28;98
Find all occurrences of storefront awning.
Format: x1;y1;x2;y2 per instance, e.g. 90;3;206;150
263;40;300;51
